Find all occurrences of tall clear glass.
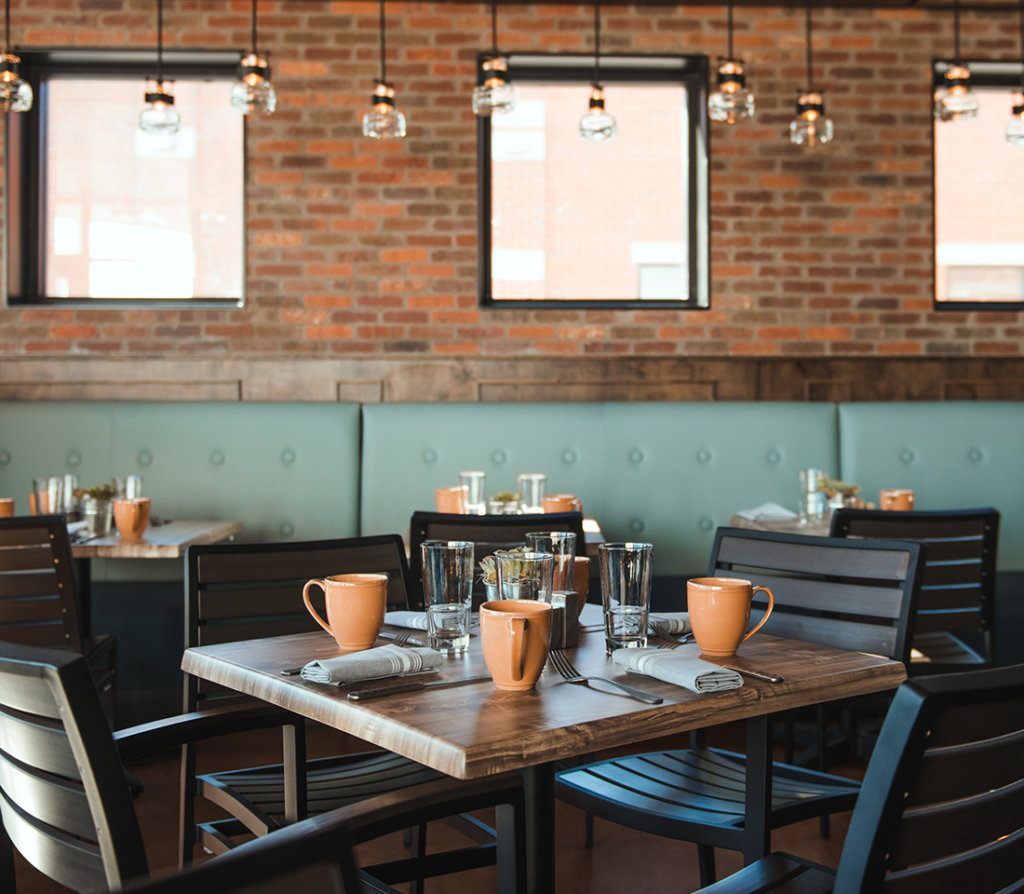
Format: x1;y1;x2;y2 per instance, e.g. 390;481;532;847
420;540;474;655
495;550;554;603
459;470;487;515
598;542;653;653
524;531;577;595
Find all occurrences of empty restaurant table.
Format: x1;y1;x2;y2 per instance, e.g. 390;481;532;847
182;619;907;893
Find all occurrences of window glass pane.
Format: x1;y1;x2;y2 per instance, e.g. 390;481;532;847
43;78;243;300
934;86;1024;306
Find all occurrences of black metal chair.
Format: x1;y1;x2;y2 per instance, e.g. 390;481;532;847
0;640;525;894
181;534;523;892
693;662;1024;894
407;510;587;608
556;527;925;887
830;506;999;673
0;513;116;723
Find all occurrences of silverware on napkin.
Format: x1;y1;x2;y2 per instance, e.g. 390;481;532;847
346;674;492;701
721;665;785;684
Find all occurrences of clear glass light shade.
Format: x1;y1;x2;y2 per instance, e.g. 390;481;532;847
789;93;834;147
139;81;181;135
231;54;276;115
1007;103;1024;145
708;60;754;123
362;81;406;140
934;65;979;121
579;86;617;142
0;54;32;112
473;56;515;116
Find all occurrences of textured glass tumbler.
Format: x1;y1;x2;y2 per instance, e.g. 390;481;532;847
517;472;547;513
459;470;487;515
598;542;654;653
421;540;474;655
525;531;577;594
495;550;554;603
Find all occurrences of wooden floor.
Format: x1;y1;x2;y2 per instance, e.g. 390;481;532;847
14;722;856;894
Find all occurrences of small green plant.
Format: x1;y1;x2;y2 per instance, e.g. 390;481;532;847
816;476;860;498
478;546;529;584
490;491;517;503
74;483;116;500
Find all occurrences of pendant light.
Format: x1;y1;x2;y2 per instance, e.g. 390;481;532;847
0;0;32;113
231;0;276;115
934;0;978;122
362;0;406;140
708;0;754;124
139;0;180;135
579;0;616;142
473;0;515;117
789;0;833;148
1006;0;1024;143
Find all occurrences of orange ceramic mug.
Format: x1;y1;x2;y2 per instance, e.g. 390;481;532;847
435;485;468;514
880;489;914;511
113;497;150;541
0;498;14;518
543;494;582;513
686;577;775;657
303;573;388;651
480;600;553;691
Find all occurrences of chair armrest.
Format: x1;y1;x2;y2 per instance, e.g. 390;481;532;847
114;703;300;761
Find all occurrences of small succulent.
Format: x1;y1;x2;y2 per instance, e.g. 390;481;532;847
490;491;517;503
478;546;529;584
816;476;861;498
74;484;117;500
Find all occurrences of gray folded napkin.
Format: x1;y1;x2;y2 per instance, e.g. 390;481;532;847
649;612;691;635
612;647;743;693
300;644;443;685
384;610;479;631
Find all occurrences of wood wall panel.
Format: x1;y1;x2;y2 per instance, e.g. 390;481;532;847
3;357;1024;404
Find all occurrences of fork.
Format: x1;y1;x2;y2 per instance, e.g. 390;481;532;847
380;630;424;647
548;649;663;704
651;621;692;649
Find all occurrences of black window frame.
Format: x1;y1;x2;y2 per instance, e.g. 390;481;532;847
5;49;244;308
932;58;1024;312
477;53;710;310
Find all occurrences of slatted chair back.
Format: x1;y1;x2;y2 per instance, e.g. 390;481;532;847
185;534;413;711
0;515;85;653
408;510;586;608
832;663;1024;894
0;642;147;893
708;527;924;663
830;507;999;669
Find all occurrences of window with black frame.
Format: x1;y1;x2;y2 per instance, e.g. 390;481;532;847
477;54;710;309
933;60;1024;310
5;50;244;307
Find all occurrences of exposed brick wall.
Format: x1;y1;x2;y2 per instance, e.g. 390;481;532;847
1;0;1022;360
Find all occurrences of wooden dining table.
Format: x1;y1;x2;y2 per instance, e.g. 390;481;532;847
182;617;906;894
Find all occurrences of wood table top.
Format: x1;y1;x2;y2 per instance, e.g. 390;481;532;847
71;519;243;559
182;624;906;780
727;515;831;537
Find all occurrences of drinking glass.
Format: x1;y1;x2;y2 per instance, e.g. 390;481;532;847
33;476;63;516
516;472;547;513
115;475;143;499
495;550;554;603
524;531;577;595
420;540;474;655
598;542;654;653
798;468;827;522
459;470;487;515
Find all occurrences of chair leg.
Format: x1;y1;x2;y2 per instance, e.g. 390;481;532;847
179;741;199;867
697;844;717;887
408;823;427;894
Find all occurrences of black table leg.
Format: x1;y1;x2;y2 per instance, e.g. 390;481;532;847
742;713;773;865
74;557;93;639
522;763;555;894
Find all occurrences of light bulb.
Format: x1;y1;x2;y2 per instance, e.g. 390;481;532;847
1008;102;1024;145
789;92;834;147
139;80;181;135
231;53;276;115
579;86;616;142
708;59;754;124
0;53;32;112
362;80;406;140
473;56;515;116
934;64;979;121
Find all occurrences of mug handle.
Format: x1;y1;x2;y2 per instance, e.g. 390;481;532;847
741;586;775;644
302;579;335;639
507;616;528;683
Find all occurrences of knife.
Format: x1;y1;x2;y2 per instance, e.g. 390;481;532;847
722;664;785;684
347;674;493;701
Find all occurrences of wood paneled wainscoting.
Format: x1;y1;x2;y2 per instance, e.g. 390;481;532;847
3;356;1024;403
